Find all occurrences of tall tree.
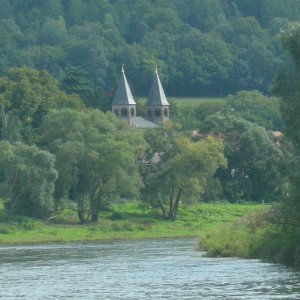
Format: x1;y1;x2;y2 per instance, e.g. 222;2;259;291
39;109;145;223
61;65;93;105
141;122;226;220
0;141;57;218
275;22;300;219
0;67;83;143
201;114;285;203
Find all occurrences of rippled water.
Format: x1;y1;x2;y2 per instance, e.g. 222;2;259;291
1;238;300;299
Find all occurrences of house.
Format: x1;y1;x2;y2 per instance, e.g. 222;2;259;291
112;65;169;128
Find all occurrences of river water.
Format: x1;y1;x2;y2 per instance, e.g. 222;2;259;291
0;238;300;299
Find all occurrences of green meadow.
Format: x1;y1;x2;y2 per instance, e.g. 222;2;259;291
0;202;265;245
169;97;226;107
137;97;226;107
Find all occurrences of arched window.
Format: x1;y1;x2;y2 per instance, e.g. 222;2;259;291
164;108;168;117
121;107;128;117
113;108;119;116
148;109;152;118
130;107;135;117
155;108;161;117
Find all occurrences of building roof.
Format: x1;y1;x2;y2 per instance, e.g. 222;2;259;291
135;117;158;129
112;66;136;105
146;67;169;106
273;131;283;138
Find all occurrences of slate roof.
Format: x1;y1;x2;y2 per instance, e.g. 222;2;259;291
112;66;136;105
135;117;158;129
146;67;169;106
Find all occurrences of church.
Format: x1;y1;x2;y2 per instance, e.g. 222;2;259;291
112;66;170;128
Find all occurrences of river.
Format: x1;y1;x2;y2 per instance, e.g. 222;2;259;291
0;238;300;299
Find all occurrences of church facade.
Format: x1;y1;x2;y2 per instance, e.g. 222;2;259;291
112;66;169;128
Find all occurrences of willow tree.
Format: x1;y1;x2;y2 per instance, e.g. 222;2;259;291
39;108;145;223
0;141;57;218
141;123;226;220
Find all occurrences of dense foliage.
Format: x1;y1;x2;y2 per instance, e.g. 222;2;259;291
0;0;299;98
201;22;300;269
275;23;300;235
39;109;145;223
201;114;285;203
0;66;287;221
141;124;226;219
171;90;282;131
0;1;294;225
0;141;57;218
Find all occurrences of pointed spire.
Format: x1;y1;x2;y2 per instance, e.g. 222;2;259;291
112;65;136;105
146;66;169;106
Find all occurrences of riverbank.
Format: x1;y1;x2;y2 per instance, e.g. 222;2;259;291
0;202;265;245
200;206;300;269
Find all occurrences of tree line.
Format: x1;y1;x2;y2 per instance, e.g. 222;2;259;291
0;67;227;222
0;66;287;222
0;0;300;99
0;0;298;227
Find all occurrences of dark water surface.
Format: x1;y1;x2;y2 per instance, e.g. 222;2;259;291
1;238;300;299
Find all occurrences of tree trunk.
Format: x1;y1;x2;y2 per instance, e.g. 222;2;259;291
77;198;87;224
90;208;99;223
77;208;86;224
170;189;182;221
168;186;174;220
90;191;101;223
156;198;167;219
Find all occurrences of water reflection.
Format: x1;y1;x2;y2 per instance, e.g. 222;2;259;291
0;238;300;299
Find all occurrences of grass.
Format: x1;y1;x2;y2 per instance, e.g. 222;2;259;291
169;97;226;108
199;207;300;267
137;96;226;107
0;201;265;245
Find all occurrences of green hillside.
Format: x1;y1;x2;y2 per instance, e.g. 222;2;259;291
0;0;299;98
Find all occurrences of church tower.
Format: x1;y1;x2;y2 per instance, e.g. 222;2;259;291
145;66;170;124
112;65;136;128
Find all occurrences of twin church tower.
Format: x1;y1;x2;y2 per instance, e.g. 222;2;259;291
112;65;170;128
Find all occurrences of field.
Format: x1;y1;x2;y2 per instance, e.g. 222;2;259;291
169;97;226;107
137;97;225;107
0;201;266;245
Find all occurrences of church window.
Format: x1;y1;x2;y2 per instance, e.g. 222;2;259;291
148;109;152;118
155;108;161;117
113;108;119;116
121;107;128;117
164;108;168;117
130;107;135;117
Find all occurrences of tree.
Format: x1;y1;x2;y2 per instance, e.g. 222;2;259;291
173;30;234;96
61;65;93;105
225;90;282;130
64;0;85;26
0;0;298;97
0;67;83;143
141;122;226;220
39;108;145;223
38;16;67;46
201;114;285;203
275;22;300;219
0;141;58;218
278;23;300;150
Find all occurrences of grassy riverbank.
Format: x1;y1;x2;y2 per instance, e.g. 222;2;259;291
0;202;265;245
200;207;300;268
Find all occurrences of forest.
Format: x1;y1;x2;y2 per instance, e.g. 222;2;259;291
1;0;300;98
1;0;300;268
